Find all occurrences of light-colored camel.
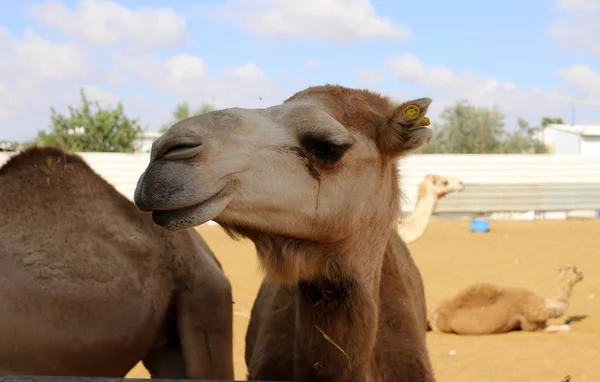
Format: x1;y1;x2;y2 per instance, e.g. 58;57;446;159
134;84;437;381
428;264;584;335
399;174;464;244
0;147;234;379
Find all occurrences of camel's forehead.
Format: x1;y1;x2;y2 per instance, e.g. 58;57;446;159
284;87;392;131
168;87;390;141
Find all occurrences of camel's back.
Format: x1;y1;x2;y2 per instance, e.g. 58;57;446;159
441;282;506;309
0;148;178;375
0;147;166;281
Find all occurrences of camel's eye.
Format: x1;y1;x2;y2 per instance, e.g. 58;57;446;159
301;135;351;167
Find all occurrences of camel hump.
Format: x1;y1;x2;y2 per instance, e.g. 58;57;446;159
0;146;88;174
0;146;161;275
451;283;504;308
0;146;141;215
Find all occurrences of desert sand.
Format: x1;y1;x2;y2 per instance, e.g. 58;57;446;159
126;219;600;382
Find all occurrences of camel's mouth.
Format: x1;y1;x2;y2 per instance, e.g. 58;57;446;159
151;185;234;231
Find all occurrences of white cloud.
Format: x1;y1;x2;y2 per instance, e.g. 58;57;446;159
385;53;600;125
356;68;382;83
81;84;119;107
387;54;456;87
230;62;268;82
163;55;208;92
203;0;410;42
108;49;285;111
549;0;600;55
28;0;187;47
556;0;600;11
557;65;600;106
0;27;92;131
305;58;322;71
0;25;284;142
0;27;89;85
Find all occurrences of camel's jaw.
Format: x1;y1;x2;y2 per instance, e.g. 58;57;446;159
150;185;235;231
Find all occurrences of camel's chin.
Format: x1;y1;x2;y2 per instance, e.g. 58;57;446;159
151;189;234;231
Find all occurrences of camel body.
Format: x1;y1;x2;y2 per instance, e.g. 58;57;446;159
0;148;234;379
429;265;583;335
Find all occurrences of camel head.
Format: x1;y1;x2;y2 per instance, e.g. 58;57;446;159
418;174;464;199
134;85;433;243
558;264;584;286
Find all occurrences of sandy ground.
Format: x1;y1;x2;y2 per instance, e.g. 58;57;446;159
125;219;600;382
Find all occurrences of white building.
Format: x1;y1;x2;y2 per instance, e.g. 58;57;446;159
542;124;600;155
134;131;163;153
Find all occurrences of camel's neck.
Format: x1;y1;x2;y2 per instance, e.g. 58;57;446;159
554;280;576;302
398;191;438;243
250;231;389;382
543;280;576;319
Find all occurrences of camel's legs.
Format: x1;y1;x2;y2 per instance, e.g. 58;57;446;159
175;267;234;380
518;317;541;332
142;341;187;379
543;324;571;333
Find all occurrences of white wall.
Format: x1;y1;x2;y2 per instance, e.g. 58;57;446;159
2;152;600;219
581;136;600;156
543;128;581;154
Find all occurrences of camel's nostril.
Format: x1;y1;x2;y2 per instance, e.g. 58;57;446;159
158;141;204;161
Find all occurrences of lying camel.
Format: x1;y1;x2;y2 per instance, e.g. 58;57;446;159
399;174;464;244
134;84;436;381
0;147;233;379
428;264;584;335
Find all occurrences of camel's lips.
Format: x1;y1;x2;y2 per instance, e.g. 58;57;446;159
150;185;232;230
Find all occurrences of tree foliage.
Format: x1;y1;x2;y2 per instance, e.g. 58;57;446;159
37;88;140;152
422;100;552;154
541;117;564;127
160;101;215;133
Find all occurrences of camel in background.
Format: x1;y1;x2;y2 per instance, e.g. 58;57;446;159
134;84;436;381
0;147;233;379
399;174;464;244
428;264;584;335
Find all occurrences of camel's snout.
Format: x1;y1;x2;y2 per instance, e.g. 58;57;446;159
133;170;151;212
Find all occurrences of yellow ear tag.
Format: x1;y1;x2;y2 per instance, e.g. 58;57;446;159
403;104;421;119
413;116;430;128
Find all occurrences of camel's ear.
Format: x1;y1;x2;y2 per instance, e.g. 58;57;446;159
378;97;433;156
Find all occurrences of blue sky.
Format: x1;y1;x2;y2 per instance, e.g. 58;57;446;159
0;0;599;141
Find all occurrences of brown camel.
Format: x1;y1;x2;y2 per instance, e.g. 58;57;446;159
428;264;584;335
0;147;234;379
134;84;436;381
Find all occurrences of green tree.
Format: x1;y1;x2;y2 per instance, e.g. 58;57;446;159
422;100;506;154
160;101;215;133
505;116;563;154
498;118;548;154
37;88;140;152
541;117;564;127
422;101;552;154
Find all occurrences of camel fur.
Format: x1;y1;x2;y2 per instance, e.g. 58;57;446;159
399;174;464;244
0;147;234;379
428;264;584;335
134;84;437;381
